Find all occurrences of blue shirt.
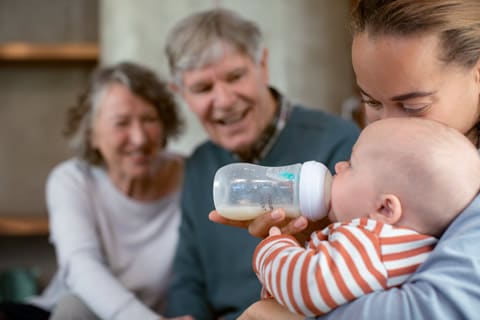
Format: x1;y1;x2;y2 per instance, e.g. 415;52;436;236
165;104;360;320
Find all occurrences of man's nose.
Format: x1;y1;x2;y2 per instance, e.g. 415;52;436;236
213;83;235;109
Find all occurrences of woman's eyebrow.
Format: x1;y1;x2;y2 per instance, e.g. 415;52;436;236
390;91;436;101
358;87;373;98
358;85;435;101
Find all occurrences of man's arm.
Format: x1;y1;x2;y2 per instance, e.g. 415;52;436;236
165;170;214;319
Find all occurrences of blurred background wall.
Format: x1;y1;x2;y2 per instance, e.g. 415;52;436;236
0;0;355;290
102;0;355;155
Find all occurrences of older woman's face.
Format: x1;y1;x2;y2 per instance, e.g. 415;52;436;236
91;83;163;179
352;32;480;143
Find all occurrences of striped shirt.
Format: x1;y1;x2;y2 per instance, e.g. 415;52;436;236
253;217;437;316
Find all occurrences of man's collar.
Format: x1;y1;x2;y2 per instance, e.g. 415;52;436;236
233;87;291;163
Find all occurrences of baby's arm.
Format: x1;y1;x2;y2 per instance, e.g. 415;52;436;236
253;224;388;317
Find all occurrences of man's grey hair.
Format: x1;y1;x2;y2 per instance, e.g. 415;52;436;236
165;8;265;85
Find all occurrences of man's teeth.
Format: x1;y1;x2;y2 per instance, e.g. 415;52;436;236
219;112;245;125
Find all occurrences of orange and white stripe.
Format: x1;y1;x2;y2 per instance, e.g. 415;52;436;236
253;217;437;316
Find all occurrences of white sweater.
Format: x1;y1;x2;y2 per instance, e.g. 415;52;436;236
30;158;181;320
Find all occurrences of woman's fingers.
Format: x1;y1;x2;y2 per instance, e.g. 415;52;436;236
248;209;287;238
208;210;250;228
209;208;323;242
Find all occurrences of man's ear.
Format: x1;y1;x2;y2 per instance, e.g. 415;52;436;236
369;194;402;225
259;48;270;83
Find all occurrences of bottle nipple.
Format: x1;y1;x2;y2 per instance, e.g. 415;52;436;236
298;161;332;221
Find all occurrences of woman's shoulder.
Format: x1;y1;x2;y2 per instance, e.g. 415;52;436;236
440;193;480;240
47;158;94;186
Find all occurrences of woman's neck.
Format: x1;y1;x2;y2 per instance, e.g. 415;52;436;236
109;155;183;201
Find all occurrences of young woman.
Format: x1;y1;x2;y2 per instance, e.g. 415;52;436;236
214;1;480;319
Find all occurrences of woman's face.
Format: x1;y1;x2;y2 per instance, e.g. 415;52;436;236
91;83;163;179
352;32;480;143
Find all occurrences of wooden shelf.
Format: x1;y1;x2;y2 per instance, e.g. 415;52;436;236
0;42;99;61
0;216;49;236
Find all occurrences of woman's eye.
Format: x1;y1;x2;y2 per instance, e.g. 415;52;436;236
362;99;382;110
402;104;431;115
114;121;128;127
143;115;159;123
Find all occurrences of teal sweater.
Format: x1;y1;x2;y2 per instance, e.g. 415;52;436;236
166;106;360;320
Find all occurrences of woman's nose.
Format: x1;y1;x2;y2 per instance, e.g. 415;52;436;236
129;122;147;145
380;106;407;119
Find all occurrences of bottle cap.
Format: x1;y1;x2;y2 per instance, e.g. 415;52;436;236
299;161;332;221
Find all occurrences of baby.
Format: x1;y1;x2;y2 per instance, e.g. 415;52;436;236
253;117;480;316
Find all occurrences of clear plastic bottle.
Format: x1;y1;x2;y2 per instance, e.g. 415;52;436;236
213;161;332;221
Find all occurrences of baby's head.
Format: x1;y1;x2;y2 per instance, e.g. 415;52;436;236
329;117;480;237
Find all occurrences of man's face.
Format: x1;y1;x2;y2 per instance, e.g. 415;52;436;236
178;48;275;153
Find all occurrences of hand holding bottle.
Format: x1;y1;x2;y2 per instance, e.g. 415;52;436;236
210;161;333;241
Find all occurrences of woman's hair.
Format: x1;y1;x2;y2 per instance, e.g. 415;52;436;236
351;0;480;68
64;61;183;165
165;8;264;85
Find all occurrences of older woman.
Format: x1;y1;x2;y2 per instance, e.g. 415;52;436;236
0;62;192;320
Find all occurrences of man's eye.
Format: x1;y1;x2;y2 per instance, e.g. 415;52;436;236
191;84;213;94
226;69;246;83
227;72;243;82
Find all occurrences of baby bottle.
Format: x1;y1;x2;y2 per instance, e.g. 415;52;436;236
213;161;332;221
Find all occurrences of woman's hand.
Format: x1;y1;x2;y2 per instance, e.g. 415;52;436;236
209;208;329;243
237;299;304;320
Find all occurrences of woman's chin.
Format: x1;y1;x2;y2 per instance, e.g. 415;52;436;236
123;164;151;179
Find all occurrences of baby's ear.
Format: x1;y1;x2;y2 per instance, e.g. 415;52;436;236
369;194;402;225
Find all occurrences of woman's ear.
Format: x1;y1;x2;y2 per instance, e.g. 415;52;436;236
369;194;402;225
474;57;480;91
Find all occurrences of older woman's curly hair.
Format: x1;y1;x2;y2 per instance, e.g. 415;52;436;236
64;61;184;165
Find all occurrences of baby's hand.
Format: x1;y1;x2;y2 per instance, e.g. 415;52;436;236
268;226;282;237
